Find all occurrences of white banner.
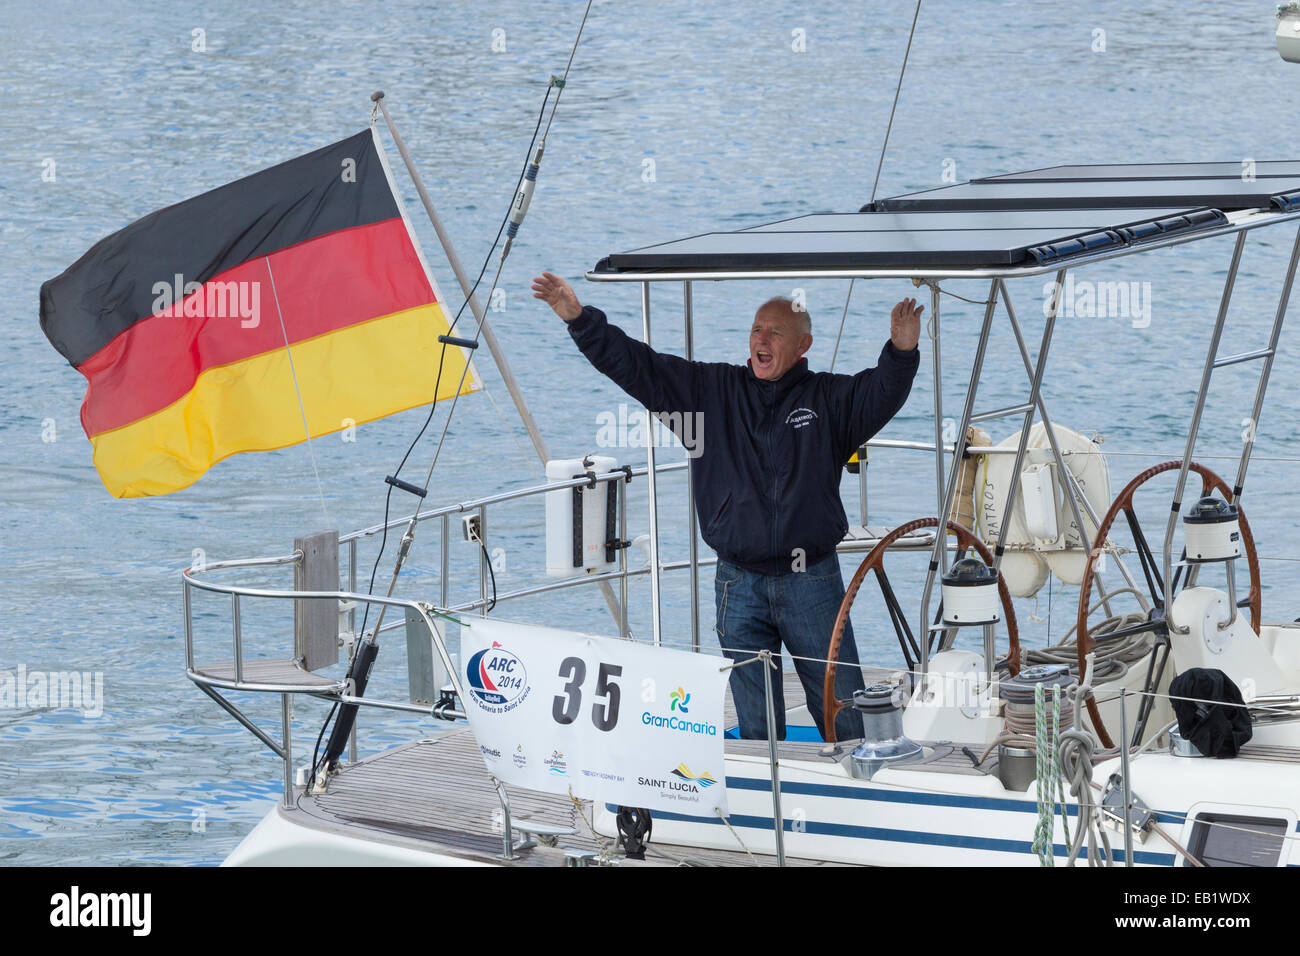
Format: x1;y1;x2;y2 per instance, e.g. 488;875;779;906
459;617;728;818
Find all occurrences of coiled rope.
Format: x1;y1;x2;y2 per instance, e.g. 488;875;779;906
1059;726;1111;866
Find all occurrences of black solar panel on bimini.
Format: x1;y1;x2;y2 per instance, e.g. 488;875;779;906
976;162;1300;182
870;176;1300;212
591;161;1300;276
602;227;1090;270
739;208;1191;234
593;206;1227;273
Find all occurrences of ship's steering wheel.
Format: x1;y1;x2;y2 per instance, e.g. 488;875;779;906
1075;460;1260;748
822;518;1021;743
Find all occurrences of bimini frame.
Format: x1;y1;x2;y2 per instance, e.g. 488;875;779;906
586;206;1300;675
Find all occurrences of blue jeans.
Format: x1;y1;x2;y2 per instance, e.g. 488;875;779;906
714;552;866;741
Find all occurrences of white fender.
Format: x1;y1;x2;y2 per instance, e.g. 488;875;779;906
978;424;1110;594
977;439;1048;598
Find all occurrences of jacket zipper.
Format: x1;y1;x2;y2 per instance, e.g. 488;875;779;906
766;390;778;572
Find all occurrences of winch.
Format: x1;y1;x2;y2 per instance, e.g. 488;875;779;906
848;683;923;779
996;664;1078;791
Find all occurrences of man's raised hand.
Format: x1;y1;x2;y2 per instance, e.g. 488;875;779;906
531;271;583;322
890;297;923;352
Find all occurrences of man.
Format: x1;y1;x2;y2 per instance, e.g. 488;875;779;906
532;271;921;741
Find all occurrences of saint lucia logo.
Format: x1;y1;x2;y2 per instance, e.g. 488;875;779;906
670;764;717;788
465;641;530;714
670;686;691;713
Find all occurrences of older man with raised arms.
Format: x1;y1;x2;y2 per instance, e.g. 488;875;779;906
533;271;921;741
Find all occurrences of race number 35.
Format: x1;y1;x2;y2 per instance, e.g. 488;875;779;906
552;657;622;731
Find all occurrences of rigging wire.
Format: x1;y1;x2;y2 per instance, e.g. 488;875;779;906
308;89;555;788
310;4;595;784
830;0;923;373
869;0;923;206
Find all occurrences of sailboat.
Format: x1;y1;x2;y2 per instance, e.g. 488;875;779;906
187;156;1300;867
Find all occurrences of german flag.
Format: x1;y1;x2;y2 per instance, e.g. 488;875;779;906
39;128;479;498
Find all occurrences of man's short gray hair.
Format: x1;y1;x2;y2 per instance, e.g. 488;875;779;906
757;295;812;335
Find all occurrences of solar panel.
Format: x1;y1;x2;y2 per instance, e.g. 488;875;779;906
591;161;1300;276
740;208;1192;233
870;177;1300;212
596;207;1229;272
977;162;1300;182
603;227;1098;270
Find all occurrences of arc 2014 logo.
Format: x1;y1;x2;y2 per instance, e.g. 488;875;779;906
466;641;531;713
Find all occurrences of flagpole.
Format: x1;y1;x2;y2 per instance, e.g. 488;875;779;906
368;91;630;633
371;91;550;464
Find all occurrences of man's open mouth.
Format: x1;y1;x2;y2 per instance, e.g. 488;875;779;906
755;349;773;369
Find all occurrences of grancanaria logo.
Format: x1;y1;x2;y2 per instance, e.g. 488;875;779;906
670;686;691;713
670;763;717;788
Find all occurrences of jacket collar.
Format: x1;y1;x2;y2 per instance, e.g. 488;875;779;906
746;357;811;396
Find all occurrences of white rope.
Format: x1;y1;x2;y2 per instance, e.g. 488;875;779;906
1059;723;1111;866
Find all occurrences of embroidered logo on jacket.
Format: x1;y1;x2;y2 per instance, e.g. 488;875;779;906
785;407;819;430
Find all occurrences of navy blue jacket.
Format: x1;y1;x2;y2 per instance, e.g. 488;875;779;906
567;306;919;575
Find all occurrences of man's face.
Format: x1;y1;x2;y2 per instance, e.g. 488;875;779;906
749;306;812;381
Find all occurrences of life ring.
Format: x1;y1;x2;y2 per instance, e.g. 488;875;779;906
976;424;1110;595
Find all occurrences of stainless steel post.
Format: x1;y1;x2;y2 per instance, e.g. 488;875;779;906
761;651;786;866
372;94;550;463
643;283;664;646
991;270;1068;567
348;538;357;639
282;693;294;809
1119;689;1133;867
999;279;1138;613
348;537;358;765
184;581;194;670
982;623;996;684
858;444;869;526
1233;222;1300;503
232;593;243;684
493;776;515;860
685;281;700;652
919;280;999;671
928;282;946;533
441;513;450;609
1162;232;1247;632
619;478;630;638
479;504;488;617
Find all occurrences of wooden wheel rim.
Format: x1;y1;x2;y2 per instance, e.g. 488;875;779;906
1075;460;1260;748
822;518;1021;743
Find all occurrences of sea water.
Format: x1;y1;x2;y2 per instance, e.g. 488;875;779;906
2;0;1298;864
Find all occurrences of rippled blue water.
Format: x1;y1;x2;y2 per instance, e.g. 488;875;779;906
2;0;1299;864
